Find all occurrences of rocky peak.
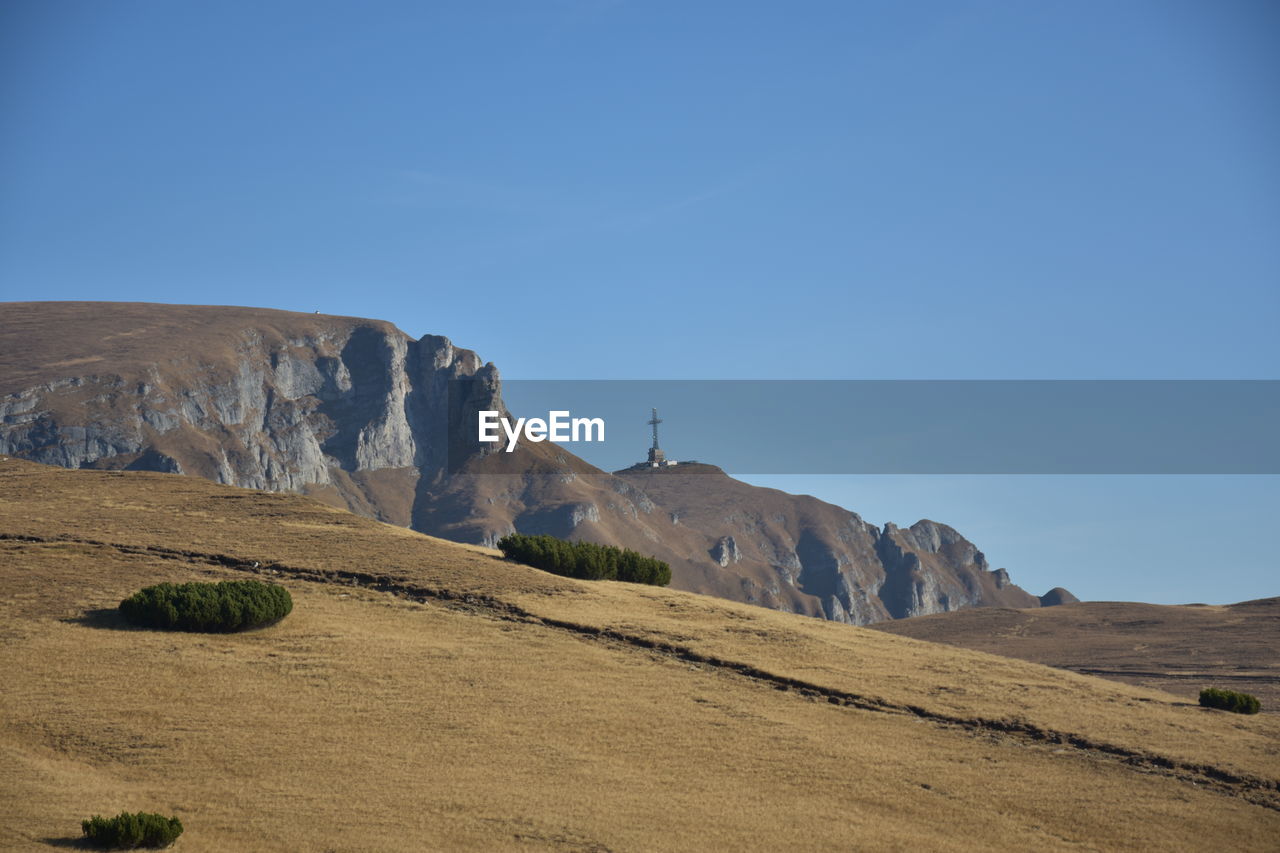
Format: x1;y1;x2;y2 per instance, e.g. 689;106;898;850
876;520;1037;619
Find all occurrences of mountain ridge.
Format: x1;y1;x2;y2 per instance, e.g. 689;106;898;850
1;300;1065;623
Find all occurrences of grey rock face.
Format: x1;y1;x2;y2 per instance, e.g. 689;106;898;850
0;322;490;500
875;520;1039;618
710;536;740;567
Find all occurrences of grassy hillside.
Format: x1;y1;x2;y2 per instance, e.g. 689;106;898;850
1;458;1277;850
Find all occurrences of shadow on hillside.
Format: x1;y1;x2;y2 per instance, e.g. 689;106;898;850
63;608;137;631
64;608;290;633
39;836;91;849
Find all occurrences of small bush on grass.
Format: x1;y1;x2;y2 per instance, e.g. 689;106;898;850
1199;687;1261;714
497;533;671;586
81;811;183;849
119;579;292;632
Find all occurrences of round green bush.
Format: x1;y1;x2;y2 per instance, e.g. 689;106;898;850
81;811;183;849
119;579;292;632
1199;687;1261;715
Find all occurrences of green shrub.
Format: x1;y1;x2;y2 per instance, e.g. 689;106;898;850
497;533;671;586
1199;687;1261;715
81;811;183;848
119;579;292;632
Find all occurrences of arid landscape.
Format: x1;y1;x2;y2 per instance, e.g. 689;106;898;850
872;597;1280;710
7;3;1277;849
1;458;1277;850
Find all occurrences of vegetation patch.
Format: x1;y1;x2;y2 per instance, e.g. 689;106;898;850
81;811;183;849
119;579;292;632
1198;687;1261;715
498;533;671;586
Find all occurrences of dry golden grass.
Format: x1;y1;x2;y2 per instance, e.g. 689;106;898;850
1;459;1278;850
870;598;1280;708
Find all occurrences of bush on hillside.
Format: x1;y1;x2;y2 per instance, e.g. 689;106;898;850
81;811;183;849
1199;687;1261;715
119;579;292;632
497;533;671;586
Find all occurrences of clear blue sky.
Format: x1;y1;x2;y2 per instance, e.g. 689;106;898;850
2;1;1276;603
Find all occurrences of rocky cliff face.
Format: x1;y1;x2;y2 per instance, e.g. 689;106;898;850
876;519;1040;616
0;304;505;527
0;302;1061;623
615;464;1039;622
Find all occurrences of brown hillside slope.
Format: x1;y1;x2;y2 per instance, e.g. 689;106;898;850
1;458;1277;850
869;599;1280;708
0;301;401;398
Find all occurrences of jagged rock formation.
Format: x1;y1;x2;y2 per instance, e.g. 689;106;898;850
710;536;740;567
875;519;1040;617
0;302;1067;623
616;464;1040;622
0;304;507;527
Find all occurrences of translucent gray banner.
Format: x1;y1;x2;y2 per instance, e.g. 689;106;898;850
447;380;1278;474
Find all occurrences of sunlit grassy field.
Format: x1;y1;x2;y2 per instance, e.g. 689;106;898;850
1;459;1276;850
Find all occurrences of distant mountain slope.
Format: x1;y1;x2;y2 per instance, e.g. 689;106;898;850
1;459;1276;850
0;301;1062;623
869;598;1280;708
617;463;1040;621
